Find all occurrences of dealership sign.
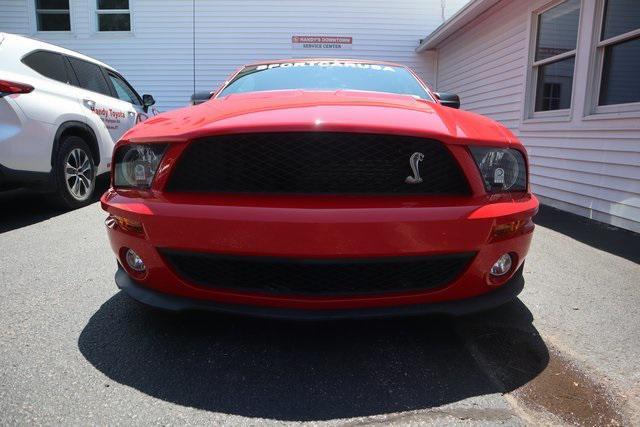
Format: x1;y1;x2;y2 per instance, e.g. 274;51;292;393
292;36;352;49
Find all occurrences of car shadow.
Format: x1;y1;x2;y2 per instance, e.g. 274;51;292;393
0;189;64;234
78;294;548;421
0;176;109;234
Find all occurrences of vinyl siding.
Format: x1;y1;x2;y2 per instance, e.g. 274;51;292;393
432;0;640;233
0;0;469;111
0;1;29;33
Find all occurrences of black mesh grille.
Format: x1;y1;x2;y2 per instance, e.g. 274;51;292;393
160;250;475;296
165;132;470;195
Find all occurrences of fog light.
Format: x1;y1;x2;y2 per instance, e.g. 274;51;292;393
490;253;512;276
125;248;146;272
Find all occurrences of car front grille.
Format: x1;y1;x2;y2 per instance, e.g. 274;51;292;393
160;250;475;296
165;132;470;195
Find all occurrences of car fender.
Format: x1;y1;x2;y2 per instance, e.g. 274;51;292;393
51;120;100;169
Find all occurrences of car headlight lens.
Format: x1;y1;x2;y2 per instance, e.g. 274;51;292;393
113;144;167;189
469;147;527;192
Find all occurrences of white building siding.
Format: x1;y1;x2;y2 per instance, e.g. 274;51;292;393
0;0;29;33
0;0;469;111
432;0;640;233
435;0;530;131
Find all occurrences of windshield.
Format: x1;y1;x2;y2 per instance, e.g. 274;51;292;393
217;61;433;100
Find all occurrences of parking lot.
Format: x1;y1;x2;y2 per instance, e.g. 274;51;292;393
1;189;639;425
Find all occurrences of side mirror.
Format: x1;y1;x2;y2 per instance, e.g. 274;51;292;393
142;94;155;112
190;91;213;106
434;92;460;109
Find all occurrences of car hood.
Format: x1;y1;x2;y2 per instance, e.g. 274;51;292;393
123;90;517;147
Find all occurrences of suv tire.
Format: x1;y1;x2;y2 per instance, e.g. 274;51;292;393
51;136;96;209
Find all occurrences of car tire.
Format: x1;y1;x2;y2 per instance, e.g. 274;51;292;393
51;136;97;209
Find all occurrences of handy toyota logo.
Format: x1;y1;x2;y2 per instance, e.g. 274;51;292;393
405;152;424;184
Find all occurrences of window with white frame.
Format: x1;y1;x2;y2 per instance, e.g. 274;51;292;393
594;0;640;109
531;0;581;113
96;0;130;32
35;0;70;31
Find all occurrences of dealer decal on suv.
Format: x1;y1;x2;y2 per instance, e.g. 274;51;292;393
92;107;126;130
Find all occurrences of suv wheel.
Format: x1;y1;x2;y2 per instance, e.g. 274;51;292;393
52;136;96;209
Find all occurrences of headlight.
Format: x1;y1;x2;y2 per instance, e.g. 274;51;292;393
469;147;527;192
113;144;167;189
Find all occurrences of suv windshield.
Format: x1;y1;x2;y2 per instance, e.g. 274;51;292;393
217;61;433;100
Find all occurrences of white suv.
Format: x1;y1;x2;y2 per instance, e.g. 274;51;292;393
0;33;155;208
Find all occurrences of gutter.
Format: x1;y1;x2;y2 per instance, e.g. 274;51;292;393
415;0;501;52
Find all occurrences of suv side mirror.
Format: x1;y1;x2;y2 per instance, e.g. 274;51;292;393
142;94;155;112
434;92;460;109
190;91;213;106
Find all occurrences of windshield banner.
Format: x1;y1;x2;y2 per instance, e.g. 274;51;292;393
255;61;396;72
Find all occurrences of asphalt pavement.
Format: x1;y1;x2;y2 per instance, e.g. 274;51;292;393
0;189;638;425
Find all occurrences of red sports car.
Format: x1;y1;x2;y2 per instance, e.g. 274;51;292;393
101;59;538;319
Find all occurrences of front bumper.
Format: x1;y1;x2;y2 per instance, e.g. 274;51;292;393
101;190;538;314
115;263;525;319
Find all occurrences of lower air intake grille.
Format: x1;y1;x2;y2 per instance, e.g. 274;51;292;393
161;250;475;296
165;132;470;195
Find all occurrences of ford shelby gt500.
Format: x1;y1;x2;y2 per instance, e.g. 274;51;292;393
101;59;538;319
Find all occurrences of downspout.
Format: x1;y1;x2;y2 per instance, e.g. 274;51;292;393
433;49;439;91
192;0;196;94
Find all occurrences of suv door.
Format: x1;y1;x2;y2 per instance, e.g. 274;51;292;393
103;70;146;128
66;56;136;145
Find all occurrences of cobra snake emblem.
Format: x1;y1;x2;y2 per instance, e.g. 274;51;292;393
405;152;425;184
